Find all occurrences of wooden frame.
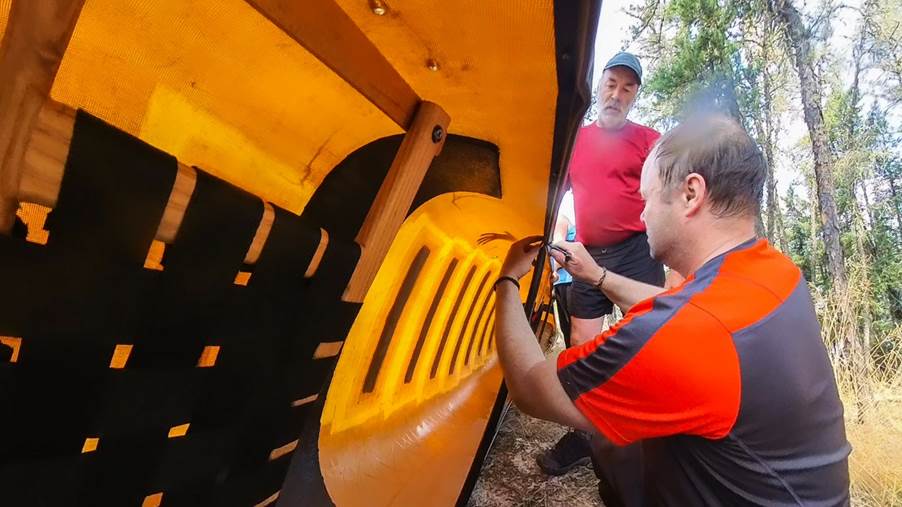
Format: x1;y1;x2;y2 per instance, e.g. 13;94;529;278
0;0;86;234
343;102;450;303
244;0;455;302
4;0;453;303
245;0;420;129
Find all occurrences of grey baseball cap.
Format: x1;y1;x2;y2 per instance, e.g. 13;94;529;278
603;52;643;84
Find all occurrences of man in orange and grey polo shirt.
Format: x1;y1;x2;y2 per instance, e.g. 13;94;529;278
493;115;850;505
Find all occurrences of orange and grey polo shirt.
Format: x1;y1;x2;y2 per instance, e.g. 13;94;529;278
557;238;851;505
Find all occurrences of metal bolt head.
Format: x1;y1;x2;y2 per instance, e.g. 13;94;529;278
426;59;440;72
432;126;444;143
370;0;387;15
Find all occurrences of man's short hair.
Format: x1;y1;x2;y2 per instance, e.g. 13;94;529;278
653;115;765;218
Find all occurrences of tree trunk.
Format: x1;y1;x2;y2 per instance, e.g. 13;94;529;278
858;180;873;233
849;23;873;234
762;59;779;246
776;197;788;252
753;115;772;240
809;177;820;285
852;213;873;423
888;177;902;240
774;0;848;290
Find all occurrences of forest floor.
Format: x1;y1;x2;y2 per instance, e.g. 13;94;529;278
467;337;601;507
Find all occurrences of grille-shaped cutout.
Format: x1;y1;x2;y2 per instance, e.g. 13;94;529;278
404;259;458;384
429;265;477;379
362;246;430;394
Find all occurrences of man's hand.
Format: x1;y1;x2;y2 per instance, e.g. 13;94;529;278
501;235;544;279
548;241;603;284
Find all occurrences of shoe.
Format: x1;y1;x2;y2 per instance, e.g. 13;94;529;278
536;430;591;476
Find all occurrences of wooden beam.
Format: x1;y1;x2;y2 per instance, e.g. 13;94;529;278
0;0;86;234
18;100;274;265
343;102;450;303
244;0;420;129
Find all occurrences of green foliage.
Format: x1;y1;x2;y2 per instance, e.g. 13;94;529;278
633;0;758;128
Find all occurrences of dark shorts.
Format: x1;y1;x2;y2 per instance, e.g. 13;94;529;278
568;233;664;319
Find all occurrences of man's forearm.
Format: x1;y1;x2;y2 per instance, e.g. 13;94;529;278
494;281;546;408
494;280;591;429
593;267;666;311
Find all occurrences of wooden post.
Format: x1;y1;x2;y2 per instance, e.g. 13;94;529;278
0;0;86;234
343;102;450;303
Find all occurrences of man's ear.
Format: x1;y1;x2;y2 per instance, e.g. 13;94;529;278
683;173;707;216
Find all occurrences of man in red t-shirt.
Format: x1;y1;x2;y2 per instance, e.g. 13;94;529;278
537;53;664;498
568;52;663;347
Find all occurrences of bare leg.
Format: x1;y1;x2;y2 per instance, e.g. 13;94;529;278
569;316;606;347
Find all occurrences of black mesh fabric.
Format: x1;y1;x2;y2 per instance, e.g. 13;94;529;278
0;110;502;506
0;111;358;506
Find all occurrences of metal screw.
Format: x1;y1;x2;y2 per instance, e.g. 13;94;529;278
426;58;440;72
369;0;387;15
432;126;444;143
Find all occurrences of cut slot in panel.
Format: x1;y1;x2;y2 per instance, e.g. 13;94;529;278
304;228;329;278
0;336;22;363
15;202;50;245
196;346;220;367
313;341;343;359
144;240;166;271
269;439;298;461
81;437;99;453
362;246;430;393
452;270;492;373
254;491;280;507
472;291;496;362
142;493;163;507
291;394;318;407
168;423;190;438
233;271;252;286
430;265;477;379
404;258;458;384
487;313;497;351
109;344;133;369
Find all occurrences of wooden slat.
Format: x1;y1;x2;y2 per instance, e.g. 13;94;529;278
18;100;75;207
18;100;274;265
0;0;86;234
156;162;198;244
245;202;274;264
244;0;420;129
304;228;329;278
313;341;344;359
343;102;450;303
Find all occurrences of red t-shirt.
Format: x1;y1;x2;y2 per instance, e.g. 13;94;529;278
568;120;660;247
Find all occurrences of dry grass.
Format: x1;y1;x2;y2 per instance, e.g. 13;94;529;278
467;404;601;507
469;337;601;507
825;308;902;504
812;256;902;505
